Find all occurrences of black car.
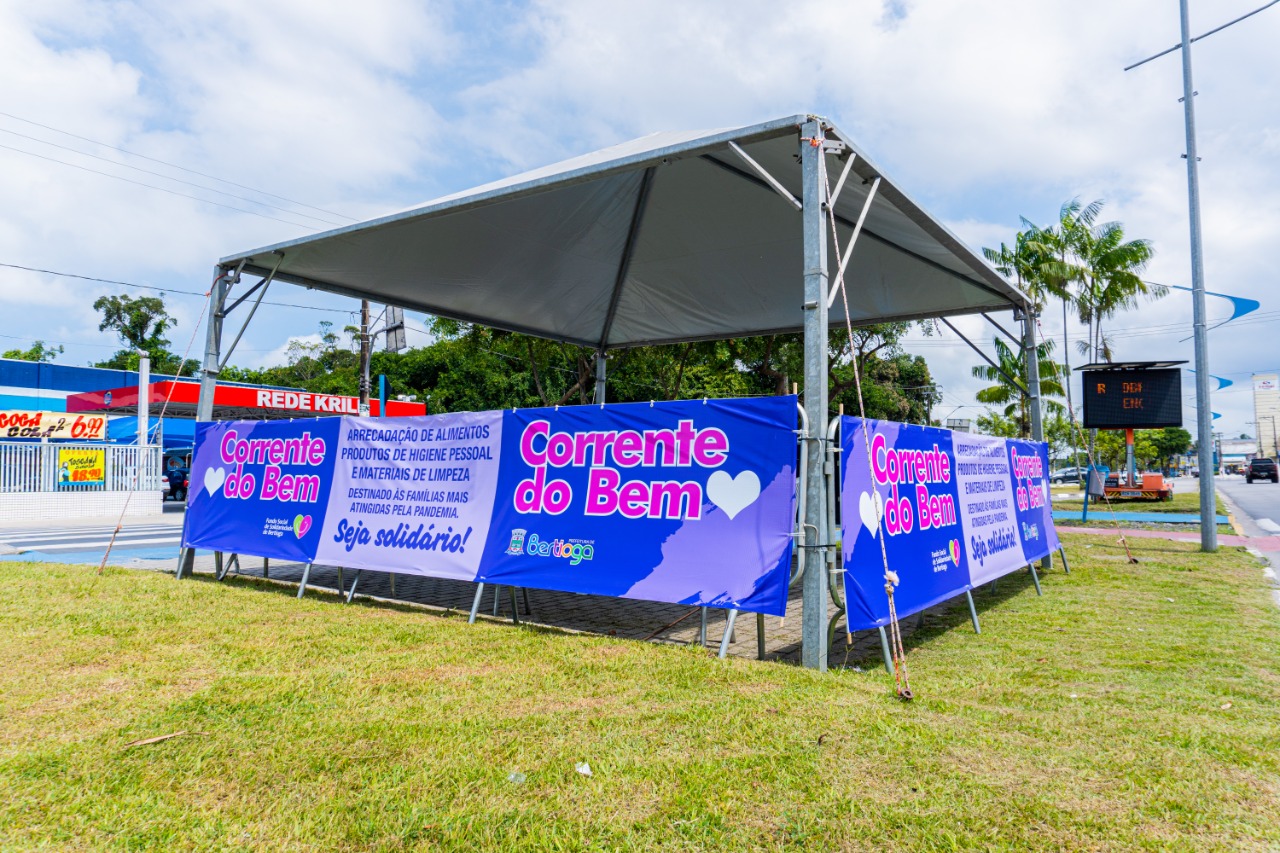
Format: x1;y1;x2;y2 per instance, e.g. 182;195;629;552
1246;458;1278;484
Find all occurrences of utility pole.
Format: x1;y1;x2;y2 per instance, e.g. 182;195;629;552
1179;0;1215;548
1123;0;1278;548
136;350;150;450
358;299;371;416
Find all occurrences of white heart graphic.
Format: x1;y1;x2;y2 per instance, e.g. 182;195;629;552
204;466;227;496
706;470;761;520
858;490;884;535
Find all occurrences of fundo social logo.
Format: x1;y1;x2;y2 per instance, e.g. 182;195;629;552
929;538;963;573
511;419;761;521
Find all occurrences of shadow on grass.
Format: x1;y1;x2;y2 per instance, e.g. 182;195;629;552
177;557;1066;672
182;565;684;644
825;567;1049;672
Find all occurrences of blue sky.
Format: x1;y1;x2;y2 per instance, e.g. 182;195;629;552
1;0;1277;440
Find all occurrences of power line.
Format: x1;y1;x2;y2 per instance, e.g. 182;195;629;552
0;126;347;228
0;329;278;354
0;262;354;314
0;109;357;222
0;142;322;230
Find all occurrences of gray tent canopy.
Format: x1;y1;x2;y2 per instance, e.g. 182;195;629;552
199;113;1041;674
220;114;1029;349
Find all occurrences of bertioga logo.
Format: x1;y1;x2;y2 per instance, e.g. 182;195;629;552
506;530;594;565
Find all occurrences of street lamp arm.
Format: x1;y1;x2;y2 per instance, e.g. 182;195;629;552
1124;0;1278;70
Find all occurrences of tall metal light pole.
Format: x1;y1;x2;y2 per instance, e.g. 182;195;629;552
1125;0;1277;551
1178;0;1217;550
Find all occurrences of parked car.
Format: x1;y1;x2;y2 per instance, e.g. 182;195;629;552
1246;458;1278;484
1191;466;1200;478
1050;467;1085;484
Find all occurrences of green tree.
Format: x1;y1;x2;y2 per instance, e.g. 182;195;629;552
1151;427;1192;466
2;340;62;362
93;294;176;353
1074;219;1157;362
1044;410;1081;466
1094;428;1185;471
828;323;940;423
970;337;1065;438
233;316;943;425
976;409;1019;438
983;228;1054;311
92;293;200;375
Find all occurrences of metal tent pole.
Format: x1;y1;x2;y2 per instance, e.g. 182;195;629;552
1023;309;1053;571
594;351;607;404
965;590;981;634
1022;309;1044;442
196;267;229;423
717;610;739;658
800;119;830;672
358;299;371;416
177;267;230;580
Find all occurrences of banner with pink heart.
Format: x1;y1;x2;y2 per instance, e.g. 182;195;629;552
183;417;342;563
840;417;1060;632
183;397;799;615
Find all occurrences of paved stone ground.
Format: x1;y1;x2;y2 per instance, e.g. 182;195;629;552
141;551;1052;672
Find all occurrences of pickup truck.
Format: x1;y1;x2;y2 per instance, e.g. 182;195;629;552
1246;458;1278;484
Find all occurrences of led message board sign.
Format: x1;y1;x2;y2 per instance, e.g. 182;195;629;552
1081;368;1182;429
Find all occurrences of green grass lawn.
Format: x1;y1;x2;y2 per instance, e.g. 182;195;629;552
2;538;1278;851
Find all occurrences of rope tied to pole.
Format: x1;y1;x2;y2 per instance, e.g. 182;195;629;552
822;142;913;699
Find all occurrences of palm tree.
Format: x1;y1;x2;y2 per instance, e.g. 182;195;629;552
971;337;1066;438
985;209;1083;452
1074;219;1157;362
1019;200;1113;463
982;229;1050;311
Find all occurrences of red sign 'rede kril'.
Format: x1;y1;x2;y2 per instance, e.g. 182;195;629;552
64;381;426;419
253;390;361;414
0;410;108;440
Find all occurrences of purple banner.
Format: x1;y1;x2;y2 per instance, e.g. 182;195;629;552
840;417;1060;631
183;418;342;563
184;397;799;615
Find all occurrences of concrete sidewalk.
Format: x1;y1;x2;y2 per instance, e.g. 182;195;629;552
1055;524;1280;552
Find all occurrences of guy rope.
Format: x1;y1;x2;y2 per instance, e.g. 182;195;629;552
821;137;913;700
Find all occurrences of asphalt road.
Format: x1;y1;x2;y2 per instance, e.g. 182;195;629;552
0;504;185;565
1215;473;1280;536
